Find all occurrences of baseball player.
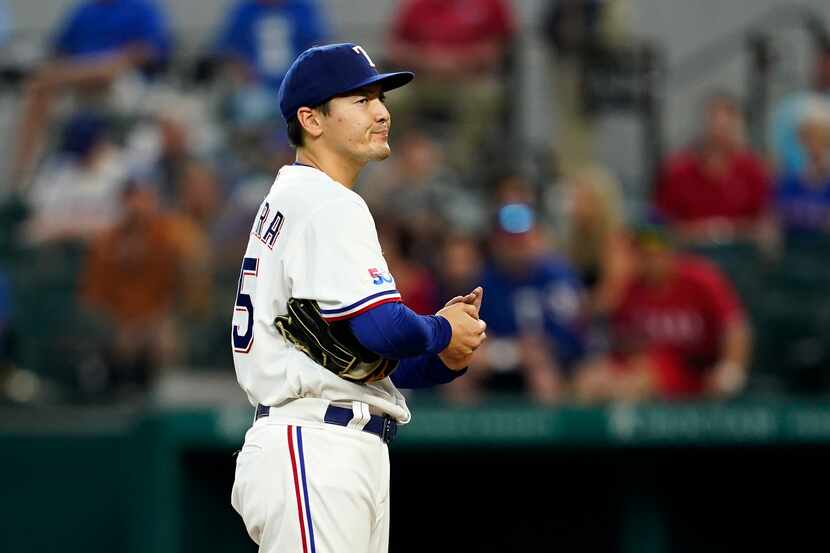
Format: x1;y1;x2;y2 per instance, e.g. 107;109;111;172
230;43;487;553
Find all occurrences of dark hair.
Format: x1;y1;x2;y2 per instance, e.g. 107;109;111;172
285;101;331;148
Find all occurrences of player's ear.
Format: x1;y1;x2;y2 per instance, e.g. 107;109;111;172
297;106;324;140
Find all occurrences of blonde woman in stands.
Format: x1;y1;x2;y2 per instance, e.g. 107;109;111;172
561;165;634;316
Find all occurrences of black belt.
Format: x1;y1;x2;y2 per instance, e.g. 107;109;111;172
255;403;397;444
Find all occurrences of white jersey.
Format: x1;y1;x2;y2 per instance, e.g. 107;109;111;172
231;164;411;423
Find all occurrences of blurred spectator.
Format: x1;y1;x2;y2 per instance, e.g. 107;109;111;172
574;218;752;402
769;45;830;175
213;0;327;94
212;0;327;140
377;219;440;316
560;165;634;315
655;92;773;246
0;1;11;48
216;121;294;201
774;99;830;237
491;170;537;205
542;0;631;173
358;129;483;260
210;129;294;273
387;0;515;167
10;0;173;187
389;0;514;81
122;89;225;215
211;178;277;270
444;203;586;405
79;175;210;394
177;161;222;229
24;112;127;245
151;111;194;203
437;233;485;301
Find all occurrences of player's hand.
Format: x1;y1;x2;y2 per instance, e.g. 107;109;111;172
438;349;474;371
440;287;485;370
436;302;487;370
444;286;483;314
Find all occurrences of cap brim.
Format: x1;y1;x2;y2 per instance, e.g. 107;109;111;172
348;71;414;94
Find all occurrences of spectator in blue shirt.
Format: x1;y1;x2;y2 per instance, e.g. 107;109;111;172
213;0;328;128
774;99;830;237
444;203;587;404
215;0;327;91
11;0;173;188
52;0;171;63
769;45;830;175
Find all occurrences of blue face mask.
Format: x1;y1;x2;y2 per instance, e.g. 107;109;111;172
498;203;535;234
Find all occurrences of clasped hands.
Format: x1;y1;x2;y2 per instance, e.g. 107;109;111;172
436;287;486;370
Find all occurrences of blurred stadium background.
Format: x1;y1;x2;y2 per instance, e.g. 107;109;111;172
2;0;830;551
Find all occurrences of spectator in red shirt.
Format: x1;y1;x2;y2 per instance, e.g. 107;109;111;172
574;218;752;401
387;0;515;168
655;92;773;246
390;0;514;77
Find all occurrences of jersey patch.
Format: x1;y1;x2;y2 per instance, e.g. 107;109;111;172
368;268;394;286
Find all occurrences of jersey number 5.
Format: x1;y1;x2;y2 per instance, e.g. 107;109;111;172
233;257;258;353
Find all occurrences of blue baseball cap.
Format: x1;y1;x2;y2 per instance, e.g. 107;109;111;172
278;43;414;121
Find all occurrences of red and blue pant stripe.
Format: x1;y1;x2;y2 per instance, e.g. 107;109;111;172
287;425;317;553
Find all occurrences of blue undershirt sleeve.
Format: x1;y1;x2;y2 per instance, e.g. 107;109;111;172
390;353;467;389
348;302;464;388
348;301;451;359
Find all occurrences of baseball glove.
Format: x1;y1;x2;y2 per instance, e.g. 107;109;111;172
274;298;398;384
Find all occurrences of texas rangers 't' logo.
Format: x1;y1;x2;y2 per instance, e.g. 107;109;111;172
353;45;376;67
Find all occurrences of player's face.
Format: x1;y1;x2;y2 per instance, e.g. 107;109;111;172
322;84;392;162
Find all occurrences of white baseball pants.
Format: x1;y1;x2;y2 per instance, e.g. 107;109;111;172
232;416;391;553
